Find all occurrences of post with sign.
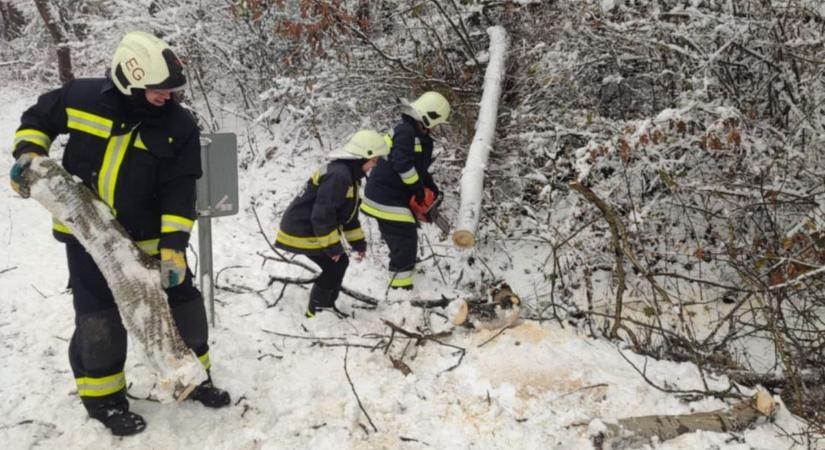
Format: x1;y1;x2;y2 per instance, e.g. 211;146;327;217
196;133;239;326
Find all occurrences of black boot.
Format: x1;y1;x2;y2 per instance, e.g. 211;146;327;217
189;377;231;408
305;285;341;318
88;401;146;436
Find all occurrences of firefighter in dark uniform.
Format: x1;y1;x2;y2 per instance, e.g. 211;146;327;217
8;31;230;436
361;92;451;292
276;129;390;317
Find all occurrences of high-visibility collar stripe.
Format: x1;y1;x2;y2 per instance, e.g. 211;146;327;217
13;129;52;150
400;167;420;185
66;107;112;139
343;228;364;242
384;134;393;147
75;372;126;397
276;229;341;250
161;215;194;234
137;238;160;256
98;132;132;209
198;352;211;370
390;271;414;287
360;198;415;223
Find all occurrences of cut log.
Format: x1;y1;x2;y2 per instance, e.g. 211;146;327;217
590;390;776;450
25;157;207;401
450;282;522;329
453;26;509;249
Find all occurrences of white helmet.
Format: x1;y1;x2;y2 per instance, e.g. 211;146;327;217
411;91;451;128
111;31;186;95
328;129;390;160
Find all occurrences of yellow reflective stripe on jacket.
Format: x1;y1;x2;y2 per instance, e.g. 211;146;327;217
161;215;194;234
75;372;126;398
310;165;328;186
137;238;160;256
52;218;71;234
385;133;422;153
13;129;52;151
343;228;364;242
198;352;211;370
346;186;355;198
360;197;415;223
276;229;341;250
400;167;420;185
390;270;414;288
66;107;112;139
134;133;148;150
98;132;132;209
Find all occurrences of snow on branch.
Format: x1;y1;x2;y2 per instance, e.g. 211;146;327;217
453;26;509;249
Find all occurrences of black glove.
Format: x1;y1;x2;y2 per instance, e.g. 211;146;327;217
414;187;425;204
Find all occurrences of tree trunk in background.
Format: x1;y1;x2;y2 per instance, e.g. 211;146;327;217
0;1;25;40
24;157;207;401
32;0;73;83
453;26;509;249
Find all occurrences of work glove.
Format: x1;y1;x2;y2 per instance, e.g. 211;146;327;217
160;248;187;288
409;187;437;223
9;152;40;198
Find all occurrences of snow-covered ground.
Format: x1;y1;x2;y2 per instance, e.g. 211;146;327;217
0;84;814;450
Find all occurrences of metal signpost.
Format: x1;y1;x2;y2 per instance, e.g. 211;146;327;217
196;133;239;326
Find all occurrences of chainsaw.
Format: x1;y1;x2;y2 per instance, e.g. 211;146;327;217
410;189;451;234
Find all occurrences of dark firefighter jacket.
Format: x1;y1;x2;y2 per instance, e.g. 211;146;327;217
276;159;367;257
361;114;438;224
12;77;201;255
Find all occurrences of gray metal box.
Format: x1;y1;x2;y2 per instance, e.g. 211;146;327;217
196;133;239;217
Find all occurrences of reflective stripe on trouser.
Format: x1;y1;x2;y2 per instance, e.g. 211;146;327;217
76;372;127;397
376;219;418;289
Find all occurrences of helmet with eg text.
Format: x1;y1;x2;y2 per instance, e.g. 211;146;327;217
111;31;186;96
328;129;390;160
411;91;450;128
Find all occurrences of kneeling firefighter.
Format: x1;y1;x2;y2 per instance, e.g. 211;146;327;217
9;31;230;436
275;129;390;317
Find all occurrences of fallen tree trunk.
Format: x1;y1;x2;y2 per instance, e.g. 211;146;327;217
26;157;206;401
453;25;509;249
590;390;776;450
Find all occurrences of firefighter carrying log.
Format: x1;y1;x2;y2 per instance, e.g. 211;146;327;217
8;31;230;436
360;91;451;294
275;129;390;317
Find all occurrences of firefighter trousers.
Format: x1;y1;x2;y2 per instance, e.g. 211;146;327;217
65;242;209;412
376;219;418;289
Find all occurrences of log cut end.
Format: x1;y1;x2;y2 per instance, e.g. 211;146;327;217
448;299;469;325
453;230;475;249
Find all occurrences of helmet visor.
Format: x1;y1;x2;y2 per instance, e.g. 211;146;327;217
144;48;187;91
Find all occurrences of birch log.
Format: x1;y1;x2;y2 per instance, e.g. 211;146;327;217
25;157;206;401
590;390;776;450
452;26;509;249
